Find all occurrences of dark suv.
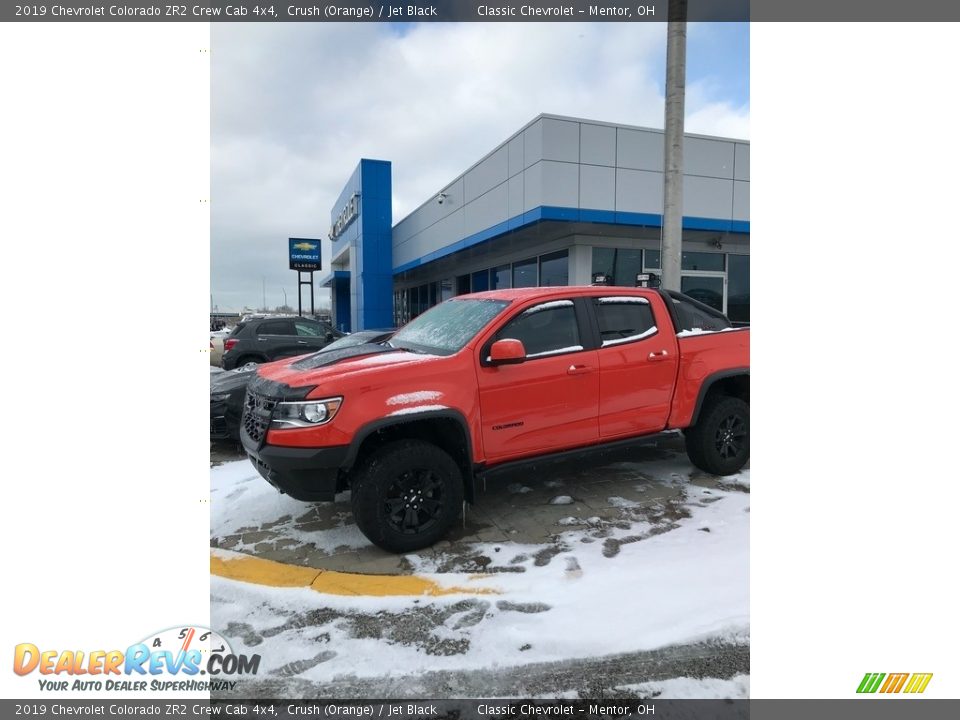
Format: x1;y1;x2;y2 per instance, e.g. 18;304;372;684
221;316;343;370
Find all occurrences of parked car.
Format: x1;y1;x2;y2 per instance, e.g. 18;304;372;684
239;287;749;552
211;330;394;441
210;334;226;367
220;316;344;370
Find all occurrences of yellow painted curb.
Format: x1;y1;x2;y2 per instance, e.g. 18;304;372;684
211;551;320;588
210;550;498;597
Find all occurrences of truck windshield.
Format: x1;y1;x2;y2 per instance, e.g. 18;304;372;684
390;298;510;355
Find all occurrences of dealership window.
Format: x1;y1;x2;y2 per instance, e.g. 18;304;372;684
613;249;643;287
472;269;490;292
456;275;471;295
680;276;724;313
491;265;511;289
592;247;647;285
440;279;454;302
393;290;408;327
673;295;731;332
592;247;615;277
596;299;657;347
644;249;660;270
682;251;725;272
539;251;569;287
727;254;749;325
496;301;581;358
513;257;538;288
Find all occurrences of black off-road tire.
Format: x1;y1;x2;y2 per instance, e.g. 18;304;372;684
685;396;750;476
350;439;464;553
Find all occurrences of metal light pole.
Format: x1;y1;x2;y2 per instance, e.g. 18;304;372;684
660;0;688;292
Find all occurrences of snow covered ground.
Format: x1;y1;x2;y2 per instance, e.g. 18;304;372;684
210;448;749;697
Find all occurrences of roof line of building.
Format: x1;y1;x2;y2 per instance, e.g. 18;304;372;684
396;113;749;228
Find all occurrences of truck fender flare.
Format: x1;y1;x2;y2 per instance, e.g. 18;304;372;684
689;368;750;426
343;409;476;498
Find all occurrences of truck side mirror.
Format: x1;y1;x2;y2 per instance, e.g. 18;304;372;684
489;338;526;365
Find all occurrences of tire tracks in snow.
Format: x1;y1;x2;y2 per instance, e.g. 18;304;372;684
216;641;749;698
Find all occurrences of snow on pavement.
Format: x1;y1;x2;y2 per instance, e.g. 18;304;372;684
210;460;370;554
616;674;750;699
210;467;749;688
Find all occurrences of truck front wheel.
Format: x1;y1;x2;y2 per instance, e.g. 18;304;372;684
685;396;750;476
350;439;464;553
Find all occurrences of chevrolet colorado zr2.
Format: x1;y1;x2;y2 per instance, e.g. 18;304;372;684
240;287;749;552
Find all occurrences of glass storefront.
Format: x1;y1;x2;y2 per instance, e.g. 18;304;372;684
727;254;749;325
680;276;725;313
592;245;749;322
539;251;569;286
395;246;747;328
682;251;725;272
512;257;538;288
396;251;571;325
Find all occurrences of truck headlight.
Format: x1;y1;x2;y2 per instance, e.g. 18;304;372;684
271;397;342;428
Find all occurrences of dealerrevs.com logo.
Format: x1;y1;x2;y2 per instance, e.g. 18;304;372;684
857;672;933;694
13;626;259;692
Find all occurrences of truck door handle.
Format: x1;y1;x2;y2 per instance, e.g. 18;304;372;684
297;340;308;344
648;350;669;362
567;364;592;376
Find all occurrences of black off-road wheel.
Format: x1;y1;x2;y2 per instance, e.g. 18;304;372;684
685;396;750;476
350;439;464;553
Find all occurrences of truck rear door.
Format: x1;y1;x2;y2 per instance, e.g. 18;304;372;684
591;294;679;438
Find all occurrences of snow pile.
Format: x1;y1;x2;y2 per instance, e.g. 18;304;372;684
719;469;750;489
601;327;658;347
616;674;749;699
386;391;443;406
676;327;742;338
210;483;749;685
388;404;450;417
210;460;369;554
521;300;574;315
598;296;649;305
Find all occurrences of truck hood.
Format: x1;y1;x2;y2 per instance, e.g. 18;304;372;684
254;343;442;393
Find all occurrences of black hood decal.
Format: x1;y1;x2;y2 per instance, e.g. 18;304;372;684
247;375;316;401
289;343;396;371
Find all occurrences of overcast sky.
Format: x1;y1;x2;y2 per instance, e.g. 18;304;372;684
211;22;749;313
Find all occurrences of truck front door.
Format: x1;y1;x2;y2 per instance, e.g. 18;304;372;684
477;298;599;461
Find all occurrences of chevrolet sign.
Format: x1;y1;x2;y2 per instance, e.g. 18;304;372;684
289;237;321;271
329;193;360;241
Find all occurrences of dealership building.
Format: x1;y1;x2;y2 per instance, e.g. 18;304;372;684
319;113;749;331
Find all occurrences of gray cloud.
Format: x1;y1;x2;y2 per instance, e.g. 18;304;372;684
212;23;748;313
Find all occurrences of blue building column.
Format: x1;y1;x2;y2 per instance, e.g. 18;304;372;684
332;274;351;333
328;159;393;331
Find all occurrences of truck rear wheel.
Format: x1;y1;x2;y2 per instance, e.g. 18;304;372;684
350;439;463;553
685;396;749;476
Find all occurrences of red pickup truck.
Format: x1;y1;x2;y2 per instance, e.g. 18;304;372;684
241;287;749;552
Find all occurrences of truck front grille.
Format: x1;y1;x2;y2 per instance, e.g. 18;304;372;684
242;391;278;445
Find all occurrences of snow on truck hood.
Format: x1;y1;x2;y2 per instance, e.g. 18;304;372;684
254;344;441;388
